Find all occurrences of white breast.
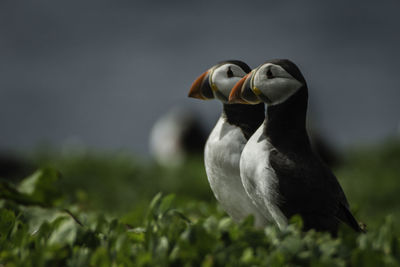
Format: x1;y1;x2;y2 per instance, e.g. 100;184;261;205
204;116;268;227
239;121;287;229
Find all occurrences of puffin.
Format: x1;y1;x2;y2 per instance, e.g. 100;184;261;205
229;59;364;234
188;60;268;227
149;107;207;167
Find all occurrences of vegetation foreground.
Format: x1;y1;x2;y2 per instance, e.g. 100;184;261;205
0;140;400;266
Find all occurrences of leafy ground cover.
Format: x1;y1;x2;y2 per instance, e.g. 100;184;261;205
0;140;399;266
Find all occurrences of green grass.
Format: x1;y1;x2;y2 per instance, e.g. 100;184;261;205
0;140;400;266
336;139;400;231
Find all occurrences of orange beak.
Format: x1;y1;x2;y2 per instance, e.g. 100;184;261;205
229;74;250;104
188;71;214;100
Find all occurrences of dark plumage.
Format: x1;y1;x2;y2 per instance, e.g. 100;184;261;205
230;59;364;235
265;60;363;234
223;103;265;140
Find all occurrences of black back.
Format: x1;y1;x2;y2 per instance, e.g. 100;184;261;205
263;59;363;235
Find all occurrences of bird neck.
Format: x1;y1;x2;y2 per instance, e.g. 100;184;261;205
264;87;311;152
222;103;265;140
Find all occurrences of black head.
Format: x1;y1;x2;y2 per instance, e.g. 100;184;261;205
264;59;307;86
219;60;252;74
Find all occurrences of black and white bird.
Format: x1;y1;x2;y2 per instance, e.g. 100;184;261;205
229;59;364;234
188;60;268;227
149;107;207;167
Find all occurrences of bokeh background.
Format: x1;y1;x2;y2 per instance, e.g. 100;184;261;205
1;0;399;154
1;5;400;264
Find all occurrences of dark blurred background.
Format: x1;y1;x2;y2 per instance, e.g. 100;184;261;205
1;0;399;154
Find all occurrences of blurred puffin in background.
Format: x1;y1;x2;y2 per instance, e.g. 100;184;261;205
149;107;207;167
229;59;364;235
188;60;268;227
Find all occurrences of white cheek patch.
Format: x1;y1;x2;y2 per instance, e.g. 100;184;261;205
211;64;246;100
253;65;303;105
214;75;241;98
259;78;302;105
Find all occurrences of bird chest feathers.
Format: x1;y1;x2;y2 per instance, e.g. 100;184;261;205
203;117;270;226
204;117;246;182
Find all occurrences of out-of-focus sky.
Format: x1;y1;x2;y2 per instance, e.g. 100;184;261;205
0;0;399;154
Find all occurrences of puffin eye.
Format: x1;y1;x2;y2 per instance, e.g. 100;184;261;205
266;69;273;79
227;67;234;78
